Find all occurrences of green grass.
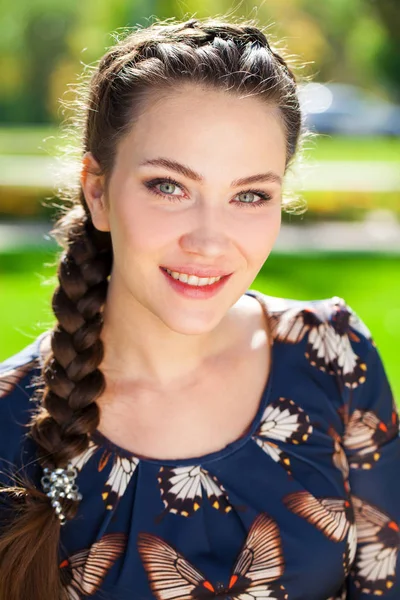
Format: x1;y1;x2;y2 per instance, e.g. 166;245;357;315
302;135;400;162
1;249;399;400
1;125;400;163
0;248;58;353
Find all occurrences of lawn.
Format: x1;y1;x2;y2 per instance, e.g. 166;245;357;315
1;249;399;400
302;134;400;162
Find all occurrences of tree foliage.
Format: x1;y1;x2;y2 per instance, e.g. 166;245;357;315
0;0;398;124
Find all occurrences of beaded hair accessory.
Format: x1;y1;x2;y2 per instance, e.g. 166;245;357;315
40;463;82;525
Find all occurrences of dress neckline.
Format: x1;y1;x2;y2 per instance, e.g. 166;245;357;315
90;289;275;466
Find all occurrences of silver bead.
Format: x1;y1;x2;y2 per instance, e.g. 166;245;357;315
41;462;82;524
66;467;78;478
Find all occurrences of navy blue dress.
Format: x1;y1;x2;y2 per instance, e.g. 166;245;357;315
1;289;399;600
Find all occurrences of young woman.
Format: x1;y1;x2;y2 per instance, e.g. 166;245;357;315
0;15;399;600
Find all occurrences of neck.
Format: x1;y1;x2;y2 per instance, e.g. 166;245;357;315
98;275;234;391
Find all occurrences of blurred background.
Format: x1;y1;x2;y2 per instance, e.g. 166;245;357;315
0;0;399;398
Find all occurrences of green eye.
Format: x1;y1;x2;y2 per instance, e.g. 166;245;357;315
234;189;272;208
159;182;179;194
238;192;257;203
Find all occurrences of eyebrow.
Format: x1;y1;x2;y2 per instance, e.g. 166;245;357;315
139;157;282;187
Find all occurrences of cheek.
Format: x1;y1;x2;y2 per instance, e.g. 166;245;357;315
237;206;281;262
109;196;173;258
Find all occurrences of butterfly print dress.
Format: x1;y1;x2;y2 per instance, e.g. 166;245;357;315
1;289;399;599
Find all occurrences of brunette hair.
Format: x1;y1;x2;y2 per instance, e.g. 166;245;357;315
0;14;306;599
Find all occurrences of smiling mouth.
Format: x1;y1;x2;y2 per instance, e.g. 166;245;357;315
160;267;229;285
160;266;232;278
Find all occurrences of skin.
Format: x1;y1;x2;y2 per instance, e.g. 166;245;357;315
81;82;287;400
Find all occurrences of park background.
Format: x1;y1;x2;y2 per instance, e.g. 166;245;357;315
0;0;399;399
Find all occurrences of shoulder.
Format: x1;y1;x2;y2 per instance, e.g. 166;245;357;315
248;289;376;389
0;331;50;399
248;289;365;335
0;331;51;471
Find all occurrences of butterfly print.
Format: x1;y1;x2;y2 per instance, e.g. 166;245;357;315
327;426;350;484
331;299;373;345
329;297;376;387
0;359;38;398
283;491;357;573
269;299;367;389
269;305;321;346
343;409;399;470
350;312;373;343
60;532;126;599
101;451;140;511
252;397;313;476
70;441;139;511
343;528;358;578
138;511;288;599
157;465;234;518
351;496;400;595
69;439;99;472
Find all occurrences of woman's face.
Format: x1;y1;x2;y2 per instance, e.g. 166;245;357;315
85;83;287;335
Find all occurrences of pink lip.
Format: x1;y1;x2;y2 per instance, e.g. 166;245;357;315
160;267;232;299
161;265;232;278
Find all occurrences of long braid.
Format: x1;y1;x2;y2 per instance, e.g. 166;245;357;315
32;215;112;473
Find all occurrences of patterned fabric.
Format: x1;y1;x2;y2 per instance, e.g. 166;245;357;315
0;289;399;600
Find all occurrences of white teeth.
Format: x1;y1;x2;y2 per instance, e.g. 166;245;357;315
165;269;222;286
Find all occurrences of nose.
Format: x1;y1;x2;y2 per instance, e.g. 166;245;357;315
178;201;231;258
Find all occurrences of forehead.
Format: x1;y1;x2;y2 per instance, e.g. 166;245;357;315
116;83;287;177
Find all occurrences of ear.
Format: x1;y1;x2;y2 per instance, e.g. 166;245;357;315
80;151;110;232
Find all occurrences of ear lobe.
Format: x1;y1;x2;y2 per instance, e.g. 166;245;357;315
80;152;110;232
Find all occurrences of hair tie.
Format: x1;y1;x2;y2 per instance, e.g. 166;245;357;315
41;464;82;525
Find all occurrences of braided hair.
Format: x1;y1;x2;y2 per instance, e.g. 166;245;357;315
0;14;305;599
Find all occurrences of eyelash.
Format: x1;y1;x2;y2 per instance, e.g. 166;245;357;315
143;176;272;208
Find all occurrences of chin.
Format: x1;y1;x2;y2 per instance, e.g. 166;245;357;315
158;308;225;336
